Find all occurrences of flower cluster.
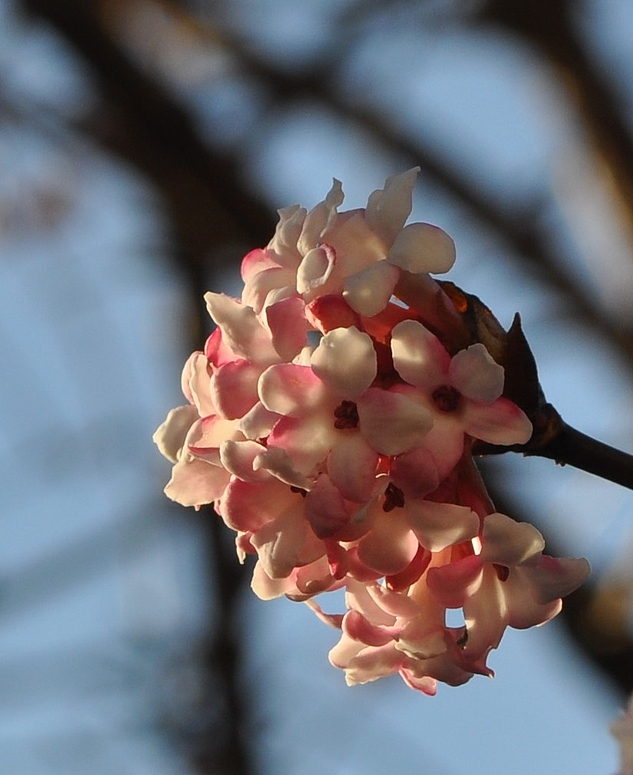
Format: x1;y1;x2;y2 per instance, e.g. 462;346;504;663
154;170;590;694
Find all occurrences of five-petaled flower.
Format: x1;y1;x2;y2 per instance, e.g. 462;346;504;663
154;169;590;692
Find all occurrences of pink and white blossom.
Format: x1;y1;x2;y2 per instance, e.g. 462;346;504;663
153;170;590;694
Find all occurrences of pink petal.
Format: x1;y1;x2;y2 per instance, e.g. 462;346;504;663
164;455;230;507
297;245;340;301
449;344;504;403
251;561;296;600
311;327;377;398
357;387;433;455
253;446;312;489
305;294;360;333
463;398;532;445
343;610;397;646
187;415;240;456
390;319;450;391
267;414;336;475
210;359;261;420
340;642;405;684
240;247;280;284
258;363;328;416
268;204;305;267
265;295;308;361
390;446;440;499
204;327;235;368
204;292;279;365
356;511;419;576
387;222;456;274
343;261;400;317
251;504;318;578
304;475;352;539
426;555;484;608
399;670;438;695
407;501;480;552
328;434;378;502
219;476;296;532
523;555;591;605
462;570;508;656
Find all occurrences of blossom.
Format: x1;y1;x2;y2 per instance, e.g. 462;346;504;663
154;169;590;693
241;168;457;330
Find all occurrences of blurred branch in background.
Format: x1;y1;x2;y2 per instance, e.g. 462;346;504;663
8;0;633;770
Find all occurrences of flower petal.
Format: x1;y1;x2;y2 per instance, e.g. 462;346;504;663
407;501;480;552
164;454;229;507
258;363;327;416
479;512;545;566
449;344;504;404
463;398;532;445
304;475;352;539
204;292;279;365
328;434;378;502
298;178;344;254
387;222;456;274
391;319;450;391
311;326;377;398
210;359;261;420
523;555;591;606
426;555;484;608
265;295;308;361
356;511;419;576
357;387;433;455
365;168;419;247
343;261;400;317
153;405;199;463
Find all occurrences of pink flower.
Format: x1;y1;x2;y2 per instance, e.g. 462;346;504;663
241;168;457;328
154;170;590;693
390;319;533;480
324;513;590;692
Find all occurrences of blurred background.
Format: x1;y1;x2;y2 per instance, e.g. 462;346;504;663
2;0;633;773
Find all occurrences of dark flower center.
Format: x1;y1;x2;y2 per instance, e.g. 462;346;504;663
333;400;359;429
493;563;509;582
383;482;405;512
432;385;461;413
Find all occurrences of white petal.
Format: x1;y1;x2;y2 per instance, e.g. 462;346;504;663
343;261;400;317
391;319;450;391
298;179;345;254
311;326;377;398
388;222;456;275
365;168;419;246
480;512;545;566
449;344;504;403
407;501;480;552
153;405;199;463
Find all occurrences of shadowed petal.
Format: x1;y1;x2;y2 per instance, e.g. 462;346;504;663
357;387;433;455
449;344;504;403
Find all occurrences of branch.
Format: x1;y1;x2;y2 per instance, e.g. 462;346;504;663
478;402;633;491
